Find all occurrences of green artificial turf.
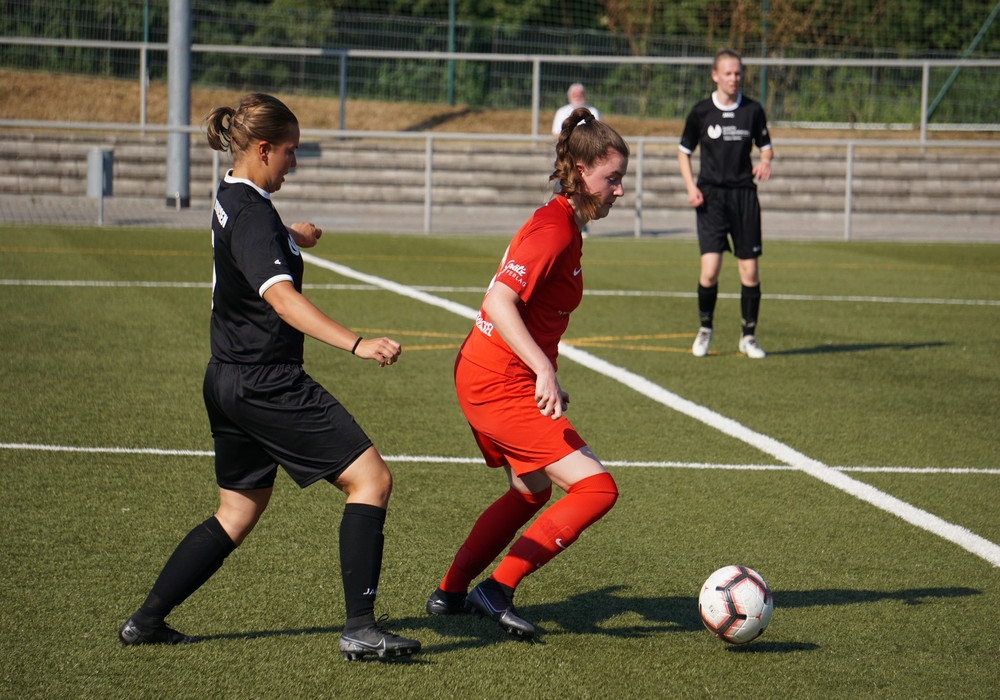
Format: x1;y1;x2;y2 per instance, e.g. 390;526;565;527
1;225;997;698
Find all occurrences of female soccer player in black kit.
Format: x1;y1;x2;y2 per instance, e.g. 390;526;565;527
678;48;773;359
118;93;420;661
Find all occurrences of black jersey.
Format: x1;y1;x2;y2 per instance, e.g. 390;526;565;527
679;92;772;189
209;173;304;365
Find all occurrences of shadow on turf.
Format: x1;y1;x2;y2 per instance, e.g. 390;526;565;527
187;585;979;655
774;586;980;608
771;341;947;356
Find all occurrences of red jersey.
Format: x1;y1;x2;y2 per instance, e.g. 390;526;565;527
461;196;583;374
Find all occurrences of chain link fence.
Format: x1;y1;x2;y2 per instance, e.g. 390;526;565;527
2;0;999;126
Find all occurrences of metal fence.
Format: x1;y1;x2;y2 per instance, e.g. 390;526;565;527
3;37;1000;136
3;38;999;239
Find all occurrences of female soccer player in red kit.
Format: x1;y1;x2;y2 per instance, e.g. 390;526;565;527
426;108;629;639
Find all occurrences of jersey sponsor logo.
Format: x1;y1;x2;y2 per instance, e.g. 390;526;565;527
474;310;494;337
707;124;723;139
287;234;301;256
722;125;752;141
213;199;229;227
500;259;528;288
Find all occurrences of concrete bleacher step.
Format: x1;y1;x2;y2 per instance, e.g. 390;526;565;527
3;132;997;215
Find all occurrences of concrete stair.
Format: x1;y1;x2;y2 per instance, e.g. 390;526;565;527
3;132;998;215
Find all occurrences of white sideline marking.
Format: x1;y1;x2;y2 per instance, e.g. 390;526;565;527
302;252;1000;567
0;443;214;457
0;279;212;288
2;278;998;306
2;444;997;476
583;289;1000;307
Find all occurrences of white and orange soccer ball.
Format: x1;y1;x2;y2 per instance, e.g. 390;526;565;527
698;565;774;644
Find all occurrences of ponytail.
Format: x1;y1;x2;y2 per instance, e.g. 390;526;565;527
549;107;629;221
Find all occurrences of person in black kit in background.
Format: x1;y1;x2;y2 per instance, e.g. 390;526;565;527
118;93;420;661
678;48;773;359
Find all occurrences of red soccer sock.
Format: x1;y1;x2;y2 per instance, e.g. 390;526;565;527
491;471;618;590
439;486;551;593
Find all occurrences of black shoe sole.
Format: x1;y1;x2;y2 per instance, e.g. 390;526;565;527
339;644;420;661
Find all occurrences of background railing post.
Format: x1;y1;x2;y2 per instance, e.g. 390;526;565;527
139;45;148;136
633;138;644;238
531;58;541;143
920;62;929;147
339;51;347;131
844;141;855;241
424;135;434;234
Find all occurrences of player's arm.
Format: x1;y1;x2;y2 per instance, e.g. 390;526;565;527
753;146;774;182
287;221;322;248
677;150;703;207
262;280;400;366
481;283;566;419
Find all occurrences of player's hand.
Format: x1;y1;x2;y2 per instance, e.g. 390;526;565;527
753;161;772;182
535;373;565;420
354;336;402;367
686;186;704;208
288;222;322;248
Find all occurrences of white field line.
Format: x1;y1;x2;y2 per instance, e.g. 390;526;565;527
3;443;1000;477
0;443;215;457
4;264;998;564
2;278;999;306
302;252;1000;567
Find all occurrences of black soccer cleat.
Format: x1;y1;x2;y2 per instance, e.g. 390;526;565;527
426;588;468;616
466;580;535;638
338;621;421;661
118;617;195;646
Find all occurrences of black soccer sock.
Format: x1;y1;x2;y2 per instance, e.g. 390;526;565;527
340;503;386;630
741;284;761;336
134;516;236;628
698;283;718;329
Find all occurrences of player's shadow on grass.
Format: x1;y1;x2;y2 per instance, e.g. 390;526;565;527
424;584;981;649
420;585;702;645
773;341;946;356
774;586;980;608
192;585;979;656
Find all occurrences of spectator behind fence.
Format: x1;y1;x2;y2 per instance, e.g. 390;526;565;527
551;83;600;139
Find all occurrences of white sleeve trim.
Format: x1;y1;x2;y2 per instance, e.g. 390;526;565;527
258;274;294;298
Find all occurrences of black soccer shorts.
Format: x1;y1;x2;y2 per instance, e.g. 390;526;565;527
203;361;373;490
695;186;763;259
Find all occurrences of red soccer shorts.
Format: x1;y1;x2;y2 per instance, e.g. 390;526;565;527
454;353;586;476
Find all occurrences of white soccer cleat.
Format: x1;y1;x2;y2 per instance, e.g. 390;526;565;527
692;327;713;357
738;335;766;359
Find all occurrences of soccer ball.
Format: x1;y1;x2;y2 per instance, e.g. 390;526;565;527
698;565;773;644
